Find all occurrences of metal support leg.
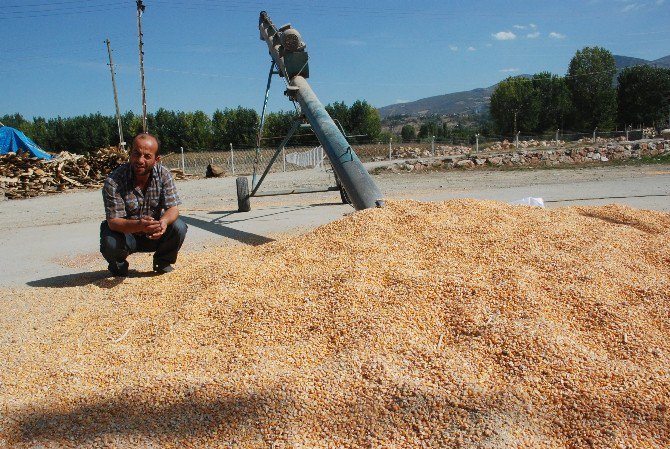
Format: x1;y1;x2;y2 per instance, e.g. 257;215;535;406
252;60;278;189
250;121;302;197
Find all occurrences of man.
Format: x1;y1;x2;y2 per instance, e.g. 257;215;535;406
100;133;187;276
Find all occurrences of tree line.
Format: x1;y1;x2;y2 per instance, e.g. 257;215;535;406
1;100;380;155
489;46;670;135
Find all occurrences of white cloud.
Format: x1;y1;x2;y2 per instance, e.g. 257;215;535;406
549;32;566;39
493;31;517;40
619;1;642;12
500;68;519;73
468;46;476;51
527;32;540;38
342;39;366;47
514;23;537;30
449;45;459;51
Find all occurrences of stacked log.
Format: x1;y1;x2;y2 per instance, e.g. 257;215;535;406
0;147;128;199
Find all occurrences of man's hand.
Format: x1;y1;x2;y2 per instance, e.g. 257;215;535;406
146;218;167;240
140;216;160;236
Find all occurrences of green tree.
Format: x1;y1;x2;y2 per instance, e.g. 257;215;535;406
211;107;259;148
378;131;397;144
531;72;573;132
348;100;381;142
0;113;31;132
566;46;617;130
418;121;441;140
325;101;351;136
489;76;540;135
400;124;416;142
183;110;212;151
617;65;670;127
154;108;184;152
30;117;49;148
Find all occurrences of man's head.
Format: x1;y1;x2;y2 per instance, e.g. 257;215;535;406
130;133;160;178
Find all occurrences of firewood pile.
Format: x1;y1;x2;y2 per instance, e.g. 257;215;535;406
0;147;128;199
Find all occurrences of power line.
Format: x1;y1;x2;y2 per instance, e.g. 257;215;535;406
2;0;115;8
0;4;126;20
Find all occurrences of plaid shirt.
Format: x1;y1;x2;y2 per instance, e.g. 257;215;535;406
103;163;182;221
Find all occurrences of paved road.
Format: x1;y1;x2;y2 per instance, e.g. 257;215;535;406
0;163;668;287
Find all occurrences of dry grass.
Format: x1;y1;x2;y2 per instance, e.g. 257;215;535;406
1;199;669;448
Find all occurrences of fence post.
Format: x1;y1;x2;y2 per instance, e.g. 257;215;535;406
180;147;185;174
230;142;235;175
515;132;519;150
555;129;559;143
431;135;435;156
626;125;630;141
593;127;597;143
475;133;479;153
283;146;286;172
388;138;392;161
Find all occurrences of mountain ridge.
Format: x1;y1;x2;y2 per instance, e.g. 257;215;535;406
378;54;670;119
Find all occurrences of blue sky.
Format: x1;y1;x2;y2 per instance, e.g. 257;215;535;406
2;0;669;119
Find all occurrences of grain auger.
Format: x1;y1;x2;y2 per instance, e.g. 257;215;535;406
235;11;385;212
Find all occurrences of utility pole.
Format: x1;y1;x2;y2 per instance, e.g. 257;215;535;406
136;0;148;133
105;39;125;149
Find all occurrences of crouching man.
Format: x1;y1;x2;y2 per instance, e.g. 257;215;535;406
100;133;187;276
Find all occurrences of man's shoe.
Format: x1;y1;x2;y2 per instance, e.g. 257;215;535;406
153;263;174;274
108;260;129;277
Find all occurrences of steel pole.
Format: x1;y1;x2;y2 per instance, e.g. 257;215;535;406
290;76;383;210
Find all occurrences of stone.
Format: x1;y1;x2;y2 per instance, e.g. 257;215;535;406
205;164;225;178
456;160;475;169
600;156;609;162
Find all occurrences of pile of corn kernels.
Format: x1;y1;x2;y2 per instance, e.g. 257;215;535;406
1;199;669;448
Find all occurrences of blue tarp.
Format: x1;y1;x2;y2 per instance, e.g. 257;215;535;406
0;126;52;160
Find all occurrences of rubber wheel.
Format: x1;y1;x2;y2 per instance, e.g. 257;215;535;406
236;177;251;212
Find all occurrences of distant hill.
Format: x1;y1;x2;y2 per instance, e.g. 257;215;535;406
651;55;670;67
378;86;496;119
378;54;670;119
613;54;653;70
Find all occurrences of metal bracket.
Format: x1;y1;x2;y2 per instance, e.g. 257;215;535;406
285;86;299;100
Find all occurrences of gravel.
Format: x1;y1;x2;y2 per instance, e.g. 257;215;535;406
1;199;669;448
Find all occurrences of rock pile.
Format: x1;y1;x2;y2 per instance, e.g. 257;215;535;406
485;139;561;151
392;145;471;159
384;140;669;172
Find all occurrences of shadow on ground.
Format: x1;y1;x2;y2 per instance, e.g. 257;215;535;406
181;215;275;245
26;270;155;288
9;388;286;446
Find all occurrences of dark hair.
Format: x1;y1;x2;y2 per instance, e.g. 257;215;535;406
132;132;161;155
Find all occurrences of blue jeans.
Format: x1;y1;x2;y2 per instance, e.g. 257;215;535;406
100;218;188;268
